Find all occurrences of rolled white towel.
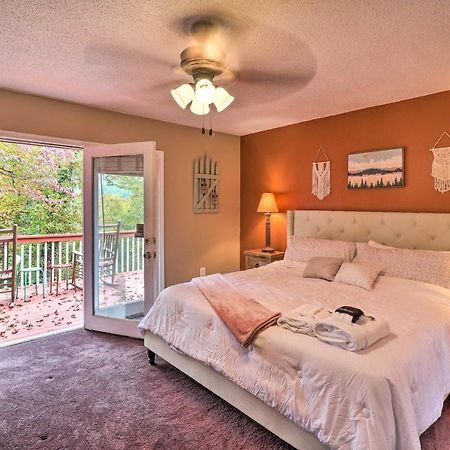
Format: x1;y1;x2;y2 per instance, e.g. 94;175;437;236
277;303;331;336
314;313;391;351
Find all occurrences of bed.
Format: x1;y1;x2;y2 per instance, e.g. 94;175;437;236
140;210;450;450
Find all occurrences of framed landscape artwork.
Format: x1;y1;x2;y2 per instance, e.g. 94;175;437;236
347;147;404;189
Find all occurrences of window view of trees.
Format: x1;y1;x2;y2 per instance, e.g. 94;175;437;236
0;142;82;234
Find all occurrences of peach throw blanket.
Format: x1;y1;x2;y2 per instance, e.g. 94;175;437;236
192;274;281;347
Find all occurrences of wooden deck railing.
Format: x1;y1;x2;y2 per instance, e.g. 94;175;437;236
17;231;136;244
16;231;143;287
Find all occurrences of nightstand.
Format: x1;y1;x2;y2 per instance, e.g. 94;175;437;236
243;249;285;270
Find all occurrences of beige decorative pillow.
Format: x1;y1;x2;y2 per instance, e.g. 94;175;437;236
284;236;356;263
354;243;450;289
334;262;381;290
303;257;344;282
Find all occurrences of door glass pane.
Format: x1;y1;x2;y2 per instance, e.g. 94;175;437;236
93;155;145;320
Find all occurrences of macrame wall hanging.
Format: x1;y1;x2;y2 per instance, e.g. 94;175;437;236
430;131;450;194
312;146;331;200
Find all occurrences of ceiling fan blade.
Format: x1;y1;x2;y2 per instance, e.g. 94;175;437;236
84;42;174;69
226;59;316;107
84;42;195;89
237;70;312;87
214;68;238;85
151;80;184;91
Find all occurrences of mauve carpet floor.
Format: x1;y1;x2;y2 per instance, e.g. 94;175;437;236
0;330;448;450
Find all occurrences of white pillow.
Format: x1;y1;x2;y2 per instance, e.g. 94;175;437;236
367;240;397;250
284;236;356;263
354;243;450;288
334;262;381;290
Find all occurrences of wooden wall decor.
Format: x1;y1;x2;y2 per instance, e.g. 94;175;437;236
193;154;219;213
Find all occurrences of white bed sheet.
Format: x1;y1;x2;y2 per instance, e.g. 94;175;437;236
139;260;450;450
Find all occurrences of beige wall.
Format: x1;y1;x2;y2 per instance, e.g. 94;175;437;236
0;89;240;286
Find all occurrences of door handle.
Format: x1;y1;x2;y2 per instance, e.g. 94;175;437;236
143;251;153;260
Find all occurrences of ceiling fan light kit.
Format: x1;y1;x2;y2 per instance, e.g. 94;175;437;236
171;77;234;115
170;19;235;116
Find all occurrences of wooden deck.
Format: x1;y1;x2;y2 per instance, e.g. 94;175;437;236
0;271;143;346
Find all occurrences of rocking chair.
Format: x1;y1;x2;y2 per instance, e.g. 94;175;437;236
0;225;18;306
72;222;121;289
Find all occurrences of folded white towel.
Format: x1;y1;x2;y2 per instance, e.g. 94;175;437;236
277;303;331;336
334;312;353;324
314;313;391;351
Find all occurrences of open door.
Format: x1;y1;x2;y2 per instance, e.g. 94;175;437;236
83;142;161;338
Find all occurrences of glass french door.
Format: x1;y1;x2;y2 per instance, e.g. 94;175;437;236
83;142;160;338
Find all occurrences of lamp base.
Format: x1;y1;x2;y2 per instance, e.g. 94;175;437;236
261;246;275;253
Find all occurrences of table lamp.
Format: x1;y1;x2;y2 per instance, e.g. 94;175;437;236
257;193;278;252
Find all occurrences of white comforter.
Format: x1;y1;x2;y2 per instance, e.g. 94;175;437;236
139;260;450;450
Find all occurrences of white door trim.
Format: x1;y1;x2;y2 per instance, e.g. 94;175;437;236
83;142;161;338
156;150;165;294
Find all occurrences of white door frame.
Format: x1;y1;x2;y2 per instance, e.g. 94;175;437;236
156;151;164;293
83;142;164;338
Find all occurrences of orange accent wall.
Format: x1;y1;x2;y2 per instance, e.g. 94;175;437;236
240;90;450;266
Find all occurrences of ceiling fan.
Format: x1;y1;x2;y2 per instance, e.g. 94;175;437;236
84;11;316;120
170;20;236;116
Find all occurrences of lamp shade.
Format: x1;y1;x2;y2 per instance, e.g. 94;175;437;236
171;84;194;109
257;193;278;213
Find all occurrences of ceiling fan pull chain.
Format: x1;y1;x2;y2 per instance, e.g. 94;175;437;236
209;110;213;136
202;113;206;134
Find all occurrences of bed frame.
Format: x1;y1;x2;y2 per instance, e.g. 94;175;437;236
144;210;450;450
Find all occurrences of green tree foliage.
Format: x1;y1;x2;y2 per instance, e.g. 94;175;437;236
0;142;82;234
0;142;144;236
99;174;144;231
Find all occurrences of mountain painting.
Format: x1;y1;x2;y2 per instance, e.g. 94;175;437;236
347;148;404;189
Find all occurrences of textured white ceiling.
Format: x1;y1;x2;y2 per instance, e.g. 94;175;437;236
0;1;449;136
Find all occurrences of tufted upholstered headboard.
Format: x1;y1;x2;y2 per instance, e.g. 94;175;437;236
287;210;450;251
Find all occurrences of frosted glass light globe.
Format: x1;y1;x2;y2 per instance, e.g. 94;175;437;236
194;79;216;105
213;87;234;112
190;99;210;115
170;84;194;109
